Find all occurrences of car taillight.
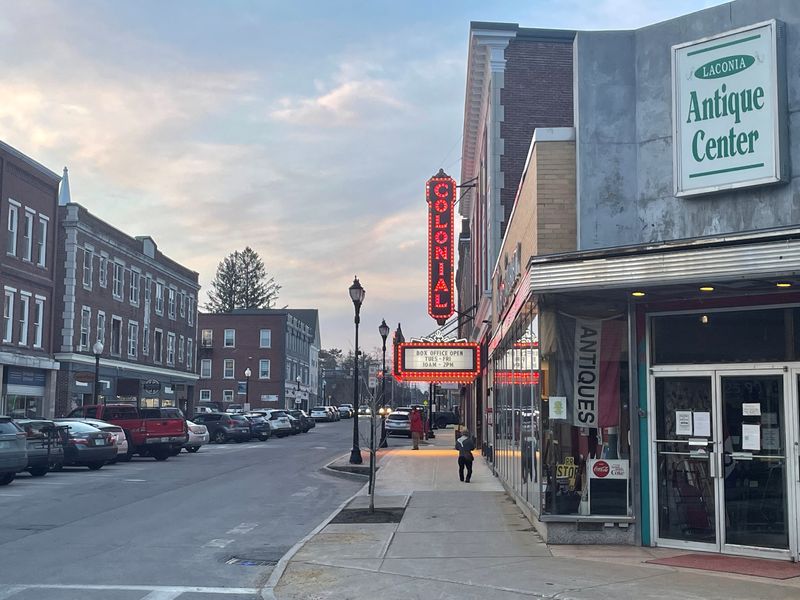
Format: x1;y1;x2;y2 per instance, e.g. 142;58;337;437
69;437;89;446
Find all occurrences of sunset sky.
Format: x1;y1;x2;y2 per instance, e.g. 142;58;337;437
0;0;725;353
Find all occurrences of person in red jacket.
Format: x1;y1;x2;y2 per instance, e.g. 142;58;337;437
409;407;424;450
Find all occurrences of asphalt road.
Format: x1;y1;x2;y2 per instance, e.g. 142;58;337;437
0;419;362;600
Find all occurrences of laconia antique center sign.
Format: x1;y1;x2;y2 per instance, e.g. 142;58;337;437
426;169;456;324
672;20;787;197
394;339;480;383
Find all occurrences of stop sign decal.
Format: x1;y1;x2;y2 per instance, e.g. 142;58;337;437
592;460;610;478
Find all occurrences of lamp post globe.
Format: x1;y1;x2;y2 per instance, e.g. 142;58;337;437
244;367;251;411
349;276;365;465
378;319;389;448
92;341;104;406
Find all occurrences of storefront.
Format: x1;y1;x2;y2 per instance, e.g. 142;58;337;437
0;365;58;418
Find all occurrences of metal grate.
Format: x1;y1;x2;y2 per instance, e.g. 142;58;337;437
225;557;278;567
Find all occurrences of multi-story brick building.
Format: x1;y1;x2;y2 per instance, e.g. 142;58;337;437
54;200;200;416
0;141;61;418
197;309;319;411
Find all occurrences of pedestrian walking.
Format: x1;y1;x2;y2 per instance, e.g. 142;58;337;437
409;407;424;450
456;430;475;482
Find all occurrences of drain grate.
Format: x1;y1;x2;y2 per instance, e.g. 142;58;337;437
226;557;278;567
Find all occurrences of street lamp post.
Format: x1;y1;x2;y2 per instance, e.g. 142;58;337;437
244;367;251;411
349;277;365;465
296;375;302;411
92;341;104;406
378;319;389;448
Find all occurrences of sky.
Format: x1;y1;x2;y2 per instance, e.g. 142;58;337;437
0;0;726;354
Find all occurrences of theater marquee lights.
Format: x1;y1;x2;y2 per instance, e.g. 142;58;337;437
426;169;455;324
394;341;480;383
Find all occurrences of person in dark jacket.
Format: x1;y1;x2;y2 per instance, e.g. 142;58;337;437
456;430;475;482
409;407;424;450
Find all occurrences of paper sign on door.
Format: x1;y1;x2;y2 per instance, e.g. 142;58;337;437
675;411;693;436
693;412;711;437
742;424;761;451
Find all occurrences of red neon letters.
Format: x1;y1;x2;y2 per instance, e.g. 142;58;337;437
426;170;455;323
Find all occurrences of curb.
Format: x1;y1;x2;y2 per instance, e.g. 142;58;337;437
260;478;368;600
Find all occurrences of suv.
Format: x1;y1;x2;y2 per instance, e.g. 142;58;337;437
338;404;353;419
0;417;27;485
288;409;314;432
192;413;251;444
243;414;272;441
385;410;412;438
261;410;294;437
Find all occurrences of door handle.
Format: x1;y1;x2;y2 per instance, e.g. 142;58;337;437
709;451;717;478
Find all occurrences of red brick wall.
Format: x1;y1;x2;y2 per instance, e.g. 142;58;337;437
500;37;574;238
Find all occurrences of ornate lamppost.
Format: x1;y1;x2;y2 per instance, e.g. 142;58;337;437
378;319;390;448
92;341;104;406
349;276;365;464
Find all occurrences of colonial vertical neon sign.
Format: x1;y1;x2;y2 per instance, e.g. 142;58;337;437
426;169;455;324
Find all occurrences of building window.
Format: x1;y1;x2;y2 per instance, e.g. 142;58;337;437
259;359;271;379
2;289;13;343
18;294;30;346
7;202;18;256
155;282;164;315
178;335;185;363
200;359;212;379
97;311;105;345
23;210;34;261
98;255;108;287
83;247;93;289
186;338;193;371
142;323;150;356
199;389;211;402
33;297;44;348
130;270;140;305
188;297;194;326
36;216;48;267
223;390;234;403
201;329;213;347
128;321;139;358
168;288;176;319
144;275;152;304
260;329;272;348
113;262;124;299
223;359;235;379
80;306;91;350
224;329;235;347
180;292;186;318
154;329;163;363
111;316;122;356
167;332;175;365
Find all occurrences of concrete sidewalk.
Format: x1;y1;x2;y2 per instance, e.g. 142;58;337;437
271;434;800;600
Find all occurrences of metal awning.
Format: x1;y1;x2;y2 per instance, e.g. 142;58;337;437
529;227;800;293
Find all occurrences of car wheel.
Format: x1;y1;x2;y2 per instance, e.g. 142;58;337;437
152;449;170;461
259;435;269;441
186;446;200;453
51;463;64;472
169;447;181;456
29;466;49;477
87;462;104;470
213;431;227;444
436;417;448;429
0;473;15;485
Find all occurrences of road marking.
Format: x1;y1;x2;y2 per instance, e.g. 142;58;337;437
0;493;22;497
291;486;318;498
227;522;259;535
311;446;328;450
0;584;259;595
123;479;147;482
204;538;235;548
141;591;182;600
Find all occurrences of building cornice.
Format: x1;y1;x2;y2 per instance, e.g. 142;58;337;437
55;352;199;381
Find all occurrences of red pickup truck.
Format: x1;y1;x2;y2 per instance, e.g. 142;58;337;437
66;404;187;461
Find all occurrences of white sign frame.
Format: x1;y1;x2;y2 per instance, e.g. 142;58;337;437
672;20;788;197
403;347;476;372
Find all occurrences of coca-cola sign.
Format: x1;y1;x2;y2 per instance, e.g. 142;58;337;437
592;460;610;478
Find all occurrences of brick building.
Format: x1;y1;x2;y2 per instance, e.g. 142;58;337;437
0;141;61;418
54;199;200;416
197;309;319;411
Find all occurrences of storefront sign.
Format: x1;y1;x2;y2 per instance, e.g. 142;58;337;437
426;170;456;324
142;379;161;395
550;396;567;420
673;20;787;196
6;368;46;387
395;341;480;383
74;371;95;384
573;318;601;426
588;459;628;480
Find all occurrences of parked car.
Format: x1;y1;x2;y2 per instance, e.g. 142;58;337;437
338;404;353;419
288;409;314;432
67;404;187;461
58;418;129;462
192;413;251;443
261;410;294;437
54;420;118;469
0;417;27;485
358;405;371;416
194;405;215;415
385;409;412;438
309;406;332;422
14;419;65;477
324;406;340;421
184;420;210;452
225;404;244;414
243;414;272;441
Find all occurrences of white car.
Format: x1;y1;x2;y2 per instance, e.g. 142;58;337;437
262;410;293;436
310;406;331;422
184;420;210;453
385;410;412;438
59;418;130;462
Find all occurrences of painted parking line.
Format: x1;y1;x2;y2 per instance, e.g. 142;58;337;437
203;538;235;548
290;486;318;498
0;584;260;596
141;590;182;600
122;479;147;483
226;522;259;535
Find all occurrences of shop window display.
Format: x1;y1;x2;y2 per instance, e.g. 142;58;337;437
540;309;630;516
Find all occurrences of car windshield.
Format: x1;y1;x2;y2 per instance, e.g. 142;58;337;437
230;415;248;423
0;421;21;434
56;421;101;433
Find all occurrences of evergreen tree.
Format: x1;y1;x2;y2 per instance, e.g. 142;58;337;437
204;247;281;313
205;251;240;313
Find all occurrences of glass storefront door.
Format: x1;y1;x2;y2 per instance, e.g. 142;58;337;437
652;370;795;559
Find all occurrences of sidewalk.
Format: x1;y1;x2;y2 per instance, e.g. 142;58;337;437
271;434;800;600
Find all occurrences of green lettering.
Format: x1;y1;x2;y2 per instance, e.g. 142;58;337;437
687;91;701;123
692;129;706;162
753;86;765;109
